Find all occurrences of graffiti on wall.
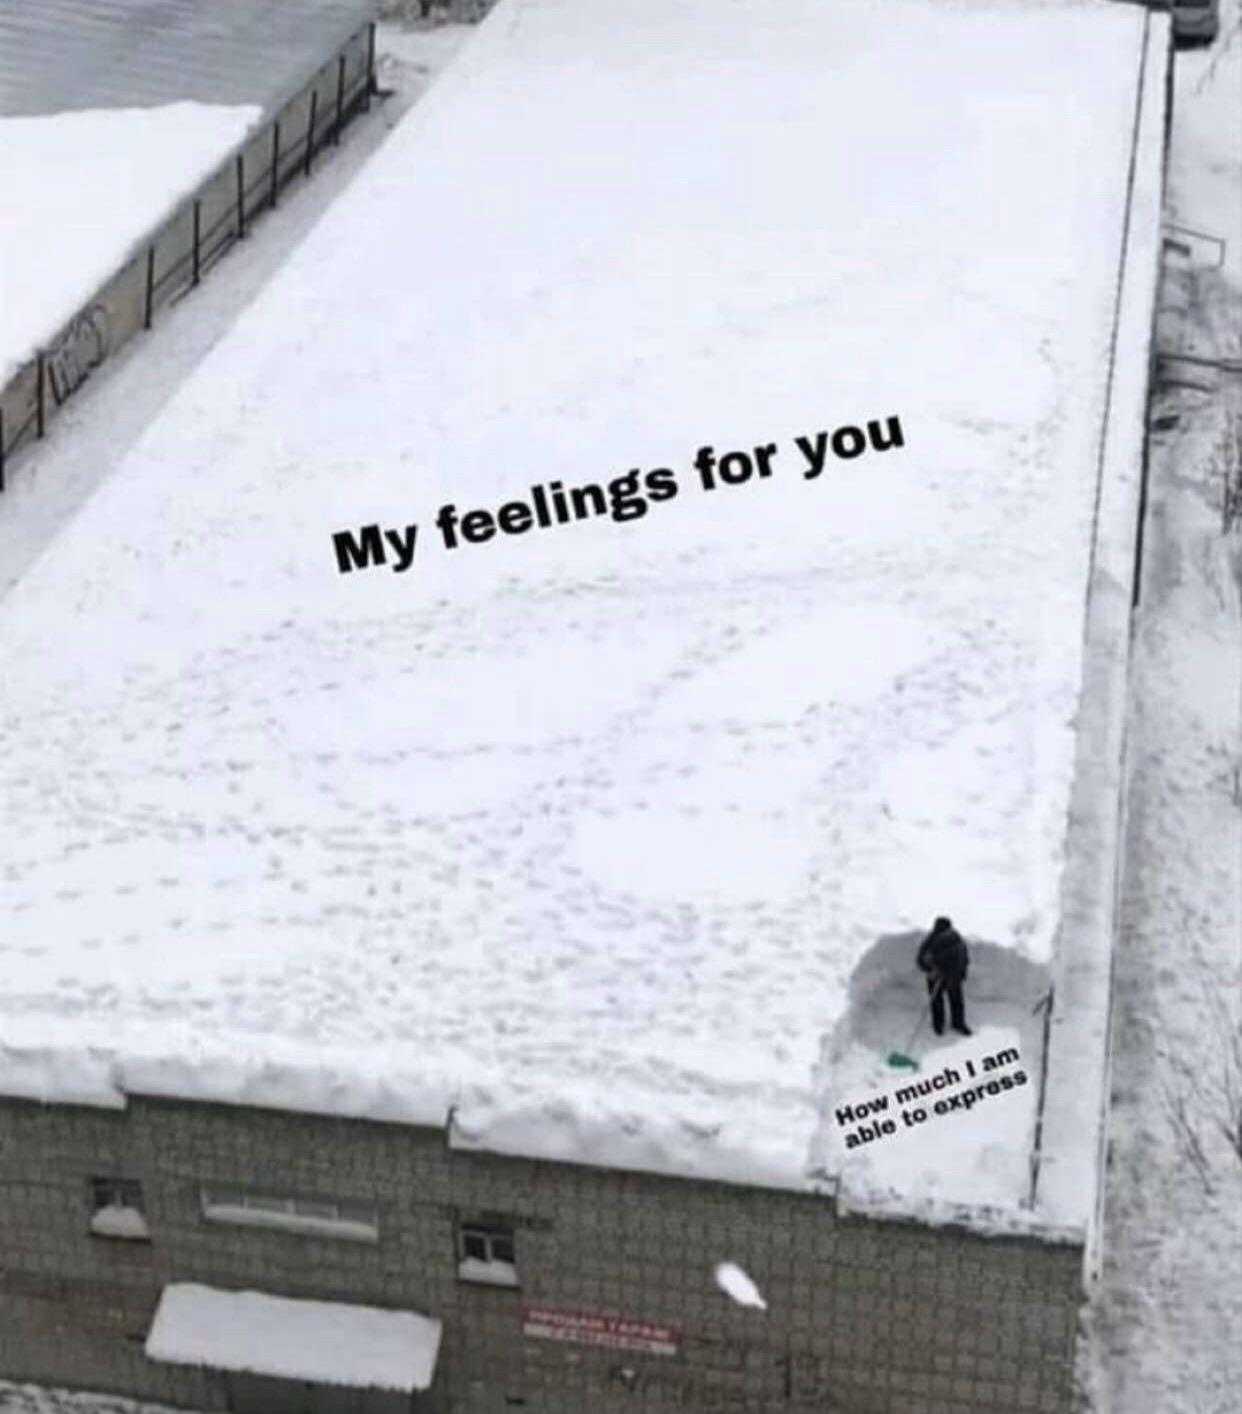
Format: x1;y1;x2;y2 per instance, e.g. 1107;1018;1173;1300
46;304;111;406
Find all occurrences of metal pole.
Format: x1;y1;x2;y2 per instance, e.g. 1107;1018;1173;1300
144;245;155;329
365;23;376;111
271;121;281;209
192;200;201;286
235;154;246;239
334;54;345;144
36;352;45;438
305;89;318;177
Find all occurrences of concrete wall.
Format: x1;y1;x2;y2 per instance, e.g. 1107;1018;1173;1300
0;1095;1082;1414
0;22;375;489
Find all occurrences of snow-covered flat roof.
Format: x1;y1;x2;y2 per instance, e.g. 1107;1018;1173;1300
0;0;1165;1217
145;1284;441;1391
0;0;377;383
1;104;260;385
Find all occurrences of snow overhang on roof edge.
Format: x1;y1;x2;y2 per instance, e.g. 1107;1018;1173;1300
1033;8;1171;1257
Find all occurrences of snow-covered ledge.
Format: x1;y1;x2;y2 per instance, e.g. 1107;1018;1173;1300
89;1203;150;1240
1036;9;1171;1281
201;1200;378;1244
457;1256;519;1287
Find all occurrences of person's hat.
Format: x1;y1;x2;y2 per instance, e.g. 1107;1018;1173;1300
934;915;952;930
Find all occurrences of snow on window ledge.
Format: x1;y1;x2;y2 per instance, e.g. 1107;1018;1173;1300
89;1203;151;1240
458;1256;519;1287
202;1201;379;1244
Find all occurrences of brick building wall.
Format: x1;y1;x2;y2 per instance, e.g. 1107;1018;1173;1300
0;1096;1082;1413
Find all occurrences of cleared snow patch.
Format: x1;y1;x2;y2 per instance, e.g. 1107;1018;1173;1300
822;1025;1036;1211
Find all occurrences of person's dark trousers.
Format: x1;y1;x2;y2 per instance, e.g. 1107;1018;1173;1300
928;977;967;1033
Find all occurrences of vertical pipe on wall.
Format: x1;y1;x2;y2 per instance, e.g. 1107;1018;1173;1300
236;154;246;239
365;23;376;111
271;121;281;210
192;200;202;287
144;245;155;330
334;54;346;145
305;89;318;177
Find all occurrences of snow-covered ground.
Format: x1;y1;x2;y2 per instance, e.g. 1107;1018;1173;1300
1082;2;1242;1410
0;0;1157;1219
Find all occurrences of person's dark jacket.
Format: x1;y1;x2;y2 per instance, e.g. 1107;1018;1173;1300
917;922;969;983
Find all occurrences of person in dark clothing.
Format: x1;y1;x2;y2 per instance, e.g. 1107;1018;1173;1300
916;915;972;1036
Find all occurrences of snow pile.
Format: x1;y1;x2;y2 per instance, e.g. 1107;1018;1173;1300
0;0;1157;1213
0;1040;126;1110
88;1203;150;1240
0;103;260;382
456;1256;518;1286
714;1262;767;1310
448;1067;818;1191
145;1284;441;1391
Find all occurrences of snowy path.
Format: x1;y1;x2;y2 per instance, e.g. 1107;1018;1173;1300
1084;4;1242;1410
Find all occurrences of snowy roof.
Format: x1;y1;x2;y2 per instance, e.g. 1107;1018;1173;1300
145;1284;441;1391
1;104;261;384
0;0;377;118
0;0;377;382
0;0;1166;1220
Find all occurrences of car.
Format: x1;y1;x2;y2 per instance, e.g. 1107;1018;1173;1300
1166;0;1220;44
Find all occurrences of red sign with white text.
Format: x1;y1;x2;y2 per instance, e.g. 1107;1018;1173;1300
521;1304;680;1356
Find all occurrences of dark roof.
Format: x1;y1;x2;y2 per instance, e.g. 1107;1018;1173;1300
0;0;378;118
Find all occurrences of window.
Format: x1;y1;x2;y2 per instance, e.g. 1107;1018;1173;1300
89;1177;150;1241
457;1219;518;1287
200;1185;379;1243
